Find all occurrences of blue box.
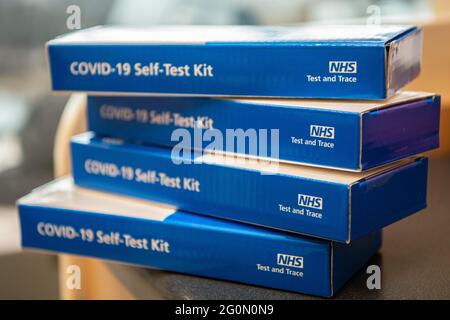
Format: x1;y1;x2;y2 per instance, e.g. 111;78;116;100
87;92;440;171
47;25;422;99
71;132;428;242
18;178;381;297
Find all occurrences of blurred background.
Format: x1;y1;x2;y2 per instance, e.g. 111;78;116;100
0;0;449;299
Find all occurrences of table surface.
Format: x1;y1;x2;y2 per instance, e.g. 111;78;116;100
105;157;450;300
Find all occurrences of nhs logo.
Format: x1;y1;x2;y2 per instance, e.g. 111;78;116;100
277;253;304;269
310;125;335;139
298;194;323;210
329;61;357;74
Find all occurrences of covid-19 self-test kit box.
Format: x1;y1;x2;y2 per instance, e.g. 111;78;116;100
47;25;422;99
71;132;428;242
87;92;440;171
18;178;381;297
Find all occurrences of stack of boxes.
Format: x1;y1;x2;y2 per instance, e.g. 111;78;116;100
18;25;440;297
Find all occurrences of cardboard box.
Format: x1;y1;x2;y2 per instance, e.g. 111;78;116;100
47;25;421;99
87;92;440;171
71;132;428;242
18;178;381;297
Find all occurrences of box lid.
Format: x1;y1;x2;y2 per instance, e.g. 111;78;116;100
48;25;418;45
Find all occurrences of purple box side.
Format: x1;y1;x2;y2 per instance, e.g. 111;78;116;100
361;95;440;170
